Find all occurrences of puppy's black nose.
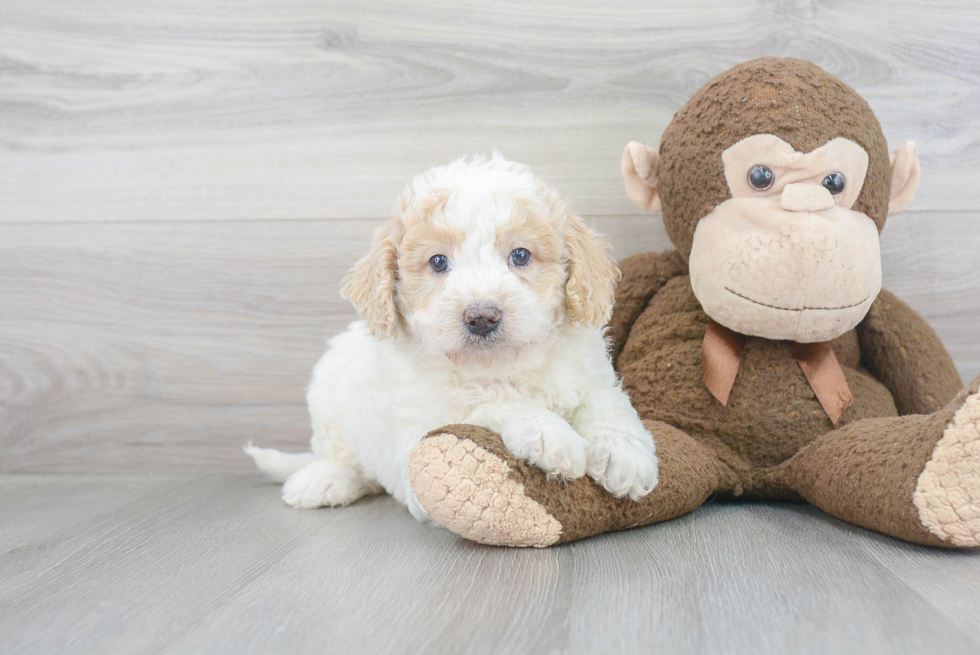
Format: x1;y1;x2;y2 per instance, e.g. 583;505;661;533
463;305;501;337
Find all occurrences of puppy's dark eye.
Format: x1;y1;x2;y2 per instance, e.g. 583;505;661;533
821;172;846;196
509;248;531;267
747;165;775;191
429;254;449;273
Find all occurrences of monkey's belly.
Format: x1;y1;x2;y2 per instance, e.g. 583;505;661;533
617;278;899;468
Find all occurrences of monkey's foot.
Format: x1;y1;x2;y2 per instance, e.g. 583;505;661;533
410;422;726;547
409;428;561;547
914;385;980;547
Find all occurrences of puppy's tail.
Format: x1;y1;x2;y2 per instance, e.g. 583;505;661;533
244;442;315;483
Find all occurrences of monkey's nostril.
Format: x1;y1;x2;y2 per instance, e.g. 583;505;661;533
463;305;501;337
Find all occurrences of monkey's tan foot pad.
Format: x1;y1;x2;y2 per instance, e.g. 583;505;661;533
410;430;562;547
914;383;980;547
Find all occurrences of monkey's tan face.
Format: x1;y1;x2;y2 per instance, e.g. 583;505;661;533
688;135;882;343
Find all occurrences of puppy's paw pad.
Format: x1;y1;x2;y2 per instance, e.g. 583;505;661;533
282;461;365;509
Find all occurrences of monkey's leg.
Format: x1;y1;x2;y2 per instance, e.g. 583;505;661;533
409;421;738;547
777;375;980;547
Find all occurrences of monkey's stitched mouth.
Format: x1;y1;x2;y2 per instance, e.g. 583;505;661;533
725;287;870;312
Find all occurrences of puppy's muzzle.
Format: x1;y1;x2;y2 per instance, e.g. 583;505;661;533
463;304;501;337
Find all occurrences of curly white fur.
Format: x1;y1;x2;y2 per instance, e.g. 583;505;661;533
246;153;658;522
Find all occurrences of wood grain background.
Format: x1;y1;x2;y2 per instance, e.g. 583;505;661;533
1;0;978;473
3;475;980;653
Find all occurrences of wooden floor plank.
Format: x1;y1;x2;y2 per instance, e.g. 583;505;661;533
2;476;979;655
1;1;979;222
856;531;980;647
0;474;178;552
552;503;980;654
0;475;346;653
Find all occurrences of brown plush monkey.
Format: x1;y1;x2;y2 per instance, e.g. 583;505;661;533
408;57;980;548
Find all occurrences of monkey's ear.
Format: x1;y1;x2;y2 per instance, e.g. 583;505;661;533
887;141;921;216
341;222;400;339
621;141;662;213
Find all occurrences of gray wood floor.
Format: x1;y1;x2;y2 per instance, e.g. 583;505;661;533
2;475;979;655
3;1;980;652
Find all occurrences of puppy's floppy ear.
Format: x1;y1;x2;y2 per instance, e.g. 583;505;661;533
564;214;621;328
342;222;400;339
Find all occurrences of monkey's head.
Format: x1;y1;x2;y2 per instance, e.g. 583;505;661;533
622;57;921;343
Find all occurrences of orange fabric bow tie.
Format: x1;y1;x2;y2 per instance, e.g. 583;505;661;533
701;321;854;426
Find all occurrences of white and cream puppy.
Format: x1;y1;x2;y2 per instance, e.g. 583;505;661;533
246;153;658;522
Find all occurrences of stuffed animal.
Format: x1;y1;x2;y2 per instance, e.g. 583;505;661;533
407;57;980;548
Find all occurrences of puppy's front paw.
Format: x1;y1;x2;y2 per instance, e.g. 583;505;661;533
282;460;368;509
585;427;659;500
500;416;589;480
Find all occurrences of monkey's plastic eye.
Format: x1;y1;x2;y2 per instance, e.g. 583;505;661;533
747;165;775;191
429;254;449;272
821;172;846;195
509;248;531;267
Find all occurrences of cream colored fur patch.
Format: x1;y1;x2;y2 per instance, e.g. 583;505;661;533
410;434;562;547
914;390;980;547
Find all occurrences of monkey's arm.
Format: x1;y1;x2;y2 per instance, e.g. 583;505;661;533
609;249;687;364
857;289;962;415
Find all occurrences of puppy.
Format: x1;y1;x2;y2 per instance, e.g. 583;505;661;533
246;153;658;522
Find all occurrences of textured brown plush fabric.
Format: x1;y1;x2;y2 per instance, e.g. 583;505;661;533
419;422;739;544
617;277;899;470
859;289;964;414
779;413;953;547
658;57;892;259
778;374;980;547
416;365;978;547
607;249;687;364
415;371;978;547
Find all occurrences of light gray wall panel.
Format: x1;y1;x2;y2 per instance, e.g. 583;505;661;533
1;0;978;222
